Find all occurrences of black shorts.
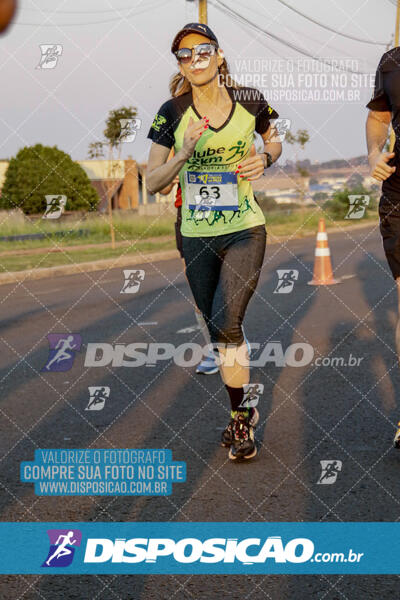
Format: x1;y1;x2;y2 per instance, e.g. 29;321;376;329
379;204;400;279
182;225;266;345
175;205;183;258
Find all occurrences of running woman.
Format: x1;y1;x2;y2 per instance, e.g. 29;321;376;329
147;23;282;459
366;47;400;447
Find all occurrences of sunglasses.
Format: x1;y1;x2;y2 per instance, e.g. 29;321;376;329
174;43;217;64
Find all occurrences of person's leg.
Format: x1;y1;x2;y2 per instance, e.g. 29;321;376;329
379;208;400;447
180;227;219;373
194;309;220;374
182;227;266;459
181;234;222;340
395;278;400;356
394;278;400;447
208;226;266;459
209;225;266;401
194;309;211;347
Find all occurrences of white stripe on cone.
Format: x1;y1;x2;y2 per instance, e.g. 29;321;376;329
317;232;328;241
315;248;330;256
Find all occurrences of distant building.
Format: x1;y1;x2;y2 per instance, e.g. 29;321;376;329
77;159;139;212
0;158;141;212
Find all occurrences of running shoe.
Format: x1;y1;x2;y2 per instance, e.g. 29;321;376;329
393;421;400;448
196;354;219;375
228;409;258;460
221;407;259;449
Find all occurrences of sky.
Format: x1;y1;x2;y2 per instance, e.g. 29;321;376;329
0;0;396;165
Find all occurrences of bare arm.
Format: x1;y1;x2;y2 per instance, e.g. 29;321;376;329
146;143;186;194
159;176;180;195
146;117;208;194
158;148;179;195
366;109;395;181
261;124;282;163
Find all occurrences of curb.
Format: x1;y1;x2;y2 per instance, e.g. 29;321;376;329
0;250;180;285
0;221;377;286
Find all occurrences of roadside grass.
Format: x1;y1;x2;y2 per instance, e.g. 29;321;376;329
0;239;177;272
0;212;175;250
0;208;378;272
265;209;377;238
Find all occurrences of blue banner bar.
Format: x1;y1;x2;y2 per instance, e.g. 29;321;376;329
0;522;399;574
186;171;237;185
20;449;186;496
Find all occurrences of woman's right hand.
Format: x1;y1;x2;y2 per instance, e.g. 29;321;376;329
181;116;209;159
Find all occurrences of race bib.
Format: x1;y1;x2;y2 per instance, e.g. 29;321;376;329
185;171;238;212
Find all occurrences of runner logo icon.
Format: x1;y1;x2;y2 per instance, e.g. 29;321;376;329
119;118;142;143
42;529;82;567
240;383;264;408
36;44;63;69
41;334;82;372
317;460;342;485
274;270;299;294
345;195;370;219
270;118;291;143
85;386;110;411
120;269;145;294
43;195;67;219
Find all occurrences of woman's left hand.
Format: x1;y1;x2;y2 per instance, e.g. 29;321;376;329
235;154;266;181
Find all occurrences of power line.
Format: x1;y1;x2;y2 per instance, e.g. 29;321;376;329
13;0;165;26
214;2;282;58
212;0;368;74
19;4;145;14
276;0;387;45
230;0;364;61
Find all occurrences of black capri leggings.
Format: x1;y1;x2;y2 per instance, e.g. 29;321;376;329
182;225;266;345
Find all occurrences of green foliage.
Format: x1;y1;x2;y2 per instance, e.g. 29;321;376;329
346;173;364;188
297;167;309;178
104;106;138;148
0;144;99;215
88;106;138;179
254;193;277;211
324;185;378;219
254;193;300;213
313;192;329;203
285;129;310;150
285;128;310;187
88;141;105;160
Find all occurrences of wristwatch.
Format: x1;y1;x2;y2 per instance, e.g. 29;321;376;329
263;152;273;169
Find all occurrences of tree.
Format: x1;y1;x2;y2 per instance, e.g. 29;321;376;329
253;193;277;212
346;172;364;188
88;106;138;248
313;192;329;203
0;144;98;214
324;184;377;219
285;129;310;205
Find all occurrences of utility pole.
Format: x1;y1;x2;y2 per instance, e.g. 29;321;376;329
390;0;400;150
199;0;207;24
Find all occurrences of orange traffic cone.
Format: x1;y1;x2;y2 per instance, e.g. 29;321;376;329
308;218;340;285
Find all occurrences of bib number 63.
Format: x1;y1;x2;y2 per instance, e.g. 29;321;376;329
199;185;220;200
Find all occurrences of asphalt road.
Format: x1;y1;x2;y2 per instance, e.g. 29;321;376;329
1;223;400;599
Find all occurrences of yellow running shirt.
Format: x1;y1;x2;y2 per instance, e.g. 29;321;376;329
147;85;278;237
